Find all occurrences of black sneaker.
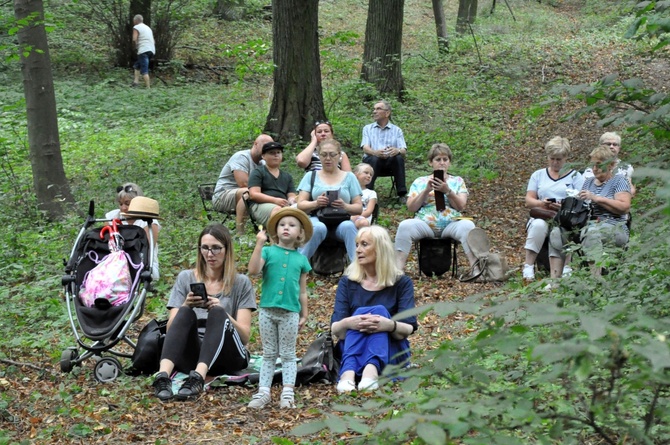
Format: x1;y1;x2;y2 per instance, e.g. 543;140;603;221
175;370;205;401
152;371;173;401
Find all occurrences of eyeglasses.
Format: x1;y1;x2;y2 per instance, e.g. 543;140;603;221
200;245;223;255
116;185;135;193
319;152;340;159
602;142;620;147
314;120;331;127
373;107;389;111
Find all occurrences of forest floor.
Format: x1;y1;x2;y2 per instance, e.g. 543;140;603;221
3;3;666;445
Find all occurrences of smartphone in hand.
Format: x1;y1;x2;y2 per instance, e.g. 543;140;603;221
326;189;339;204
190;282;208;303
433;170;446;211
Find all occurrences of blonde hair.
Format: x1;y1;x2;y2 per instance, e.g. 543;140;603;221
599;131;621;146
353;163;374;176
545;136;571;158
318;139;341;154
590;145;616;164
116;182;142;202
345;226;400;287
195;224;236;295
268;215;307;248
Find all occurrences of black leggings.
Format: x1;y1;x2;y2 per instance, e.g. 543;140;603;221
160;306;249;376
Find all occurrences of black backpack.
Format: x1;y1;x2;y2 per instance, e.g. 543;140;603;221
295;331;340;385
556;197;591;232
311;237;348;275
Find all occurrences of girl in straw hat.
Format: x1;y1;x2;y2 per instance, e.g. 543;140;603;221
247;207;313;410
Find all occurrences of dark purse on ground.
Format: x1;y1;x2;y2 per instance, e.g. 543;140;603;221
295;331;340;385
556;196;591;232
129;318;167;375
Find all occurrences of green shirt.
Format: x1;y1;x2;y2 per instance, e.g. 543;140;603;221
260;245;311;312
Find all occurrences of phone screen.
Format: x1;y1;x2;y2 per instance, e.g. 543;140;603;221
190;282;208;302
326;189;339;204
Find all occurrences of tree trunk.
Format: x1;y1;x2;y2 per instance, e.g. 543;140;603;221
14;0;74;219
264;0;326;143
432;0;449;54
456;0;478;34
361;0;405;99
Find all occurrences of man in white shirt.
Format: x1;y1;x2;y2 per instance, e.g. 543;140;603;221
132;15;155;88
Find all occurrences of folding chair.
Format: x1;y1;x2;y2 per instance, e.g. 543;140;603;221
197;183;258;232
375;166;397;198
414;237;459;278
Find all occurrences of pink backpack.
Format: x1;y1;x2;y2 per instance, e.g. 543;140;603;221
79;221;143;308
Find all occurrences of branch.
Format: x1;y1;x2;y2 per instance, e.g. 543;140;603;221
644;384;666;434
0;358;56;375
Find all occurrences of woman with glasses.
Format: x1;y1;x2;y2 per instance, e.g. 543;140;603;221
152;223;257;402
548;145;632;278
295;121;352;172
105;182;161;280
296;139;363;261
583;132;636;195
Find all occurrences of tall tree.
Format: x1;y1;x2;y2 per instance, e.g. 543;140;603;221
14;0;74;219
361;0;405;99
456;0;478;34
264;0;326;142
432;0;449;54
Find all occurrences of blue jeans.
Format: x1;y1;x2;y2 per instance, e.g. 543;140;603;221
133;51;154;75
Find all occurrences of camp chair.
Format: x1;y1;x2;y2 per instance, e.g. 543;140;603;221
197;183;258;231
414;237;459;278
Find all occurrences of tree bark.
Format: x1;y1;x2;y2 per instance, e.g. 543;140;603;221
432;0;449;54
264;0;326;143
14;0;74;219
361;0;405;99
456;0;478;34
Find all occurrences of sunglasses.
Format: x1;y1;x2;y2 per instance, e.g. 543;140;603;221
314;120;331;127
116;185;135;193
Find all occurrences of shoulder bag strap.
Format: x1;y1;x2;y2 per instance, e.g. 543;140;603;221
310;170;316;201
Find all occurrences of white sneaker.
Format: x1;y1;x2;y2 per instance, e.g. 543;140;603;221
357;378;379;391
279;391;295;409
562;266;573;277
247;391;271;409
522;264;535;280
336;380;356;393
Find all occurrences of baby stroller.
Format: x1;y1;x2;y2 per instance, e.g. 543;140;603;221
61;201;155;382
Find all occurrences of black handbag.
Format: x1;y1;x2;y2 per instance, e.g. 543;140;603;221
295;331;340;385
129;318;167;375
556;197;591;232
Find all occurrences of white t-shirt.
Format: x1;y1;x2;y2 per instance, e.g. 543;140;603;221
133;23;155;55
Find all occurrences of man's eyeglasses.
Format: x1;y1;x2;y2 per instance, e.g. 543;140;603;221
314;120;331;126
320;152;340;159
602;142;620;147
116;185;135;193
200;245;223;255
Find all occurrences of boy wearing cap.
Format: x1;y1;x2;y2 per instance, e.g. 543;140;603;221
247;142;297;227
247;207;312;410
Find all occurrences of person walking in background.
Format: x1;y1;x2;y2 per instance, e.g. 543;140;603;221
247;208;312;409
212;134;274;235
132;14;155;88
361;100;408;203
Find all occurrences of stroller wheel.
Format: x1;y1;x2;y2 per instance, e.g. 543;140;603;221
93;357;122;383
60;348;78;373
